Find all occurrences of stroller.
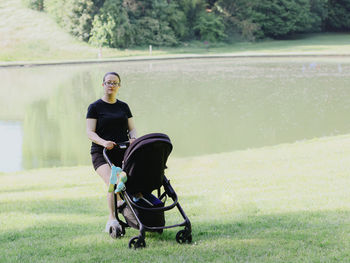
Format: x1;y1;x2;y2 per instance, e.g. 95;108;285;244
103;133;192;249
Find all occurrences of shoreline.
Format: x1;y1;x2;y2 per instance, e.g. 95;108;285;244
1;52;350;68
2;132;350;174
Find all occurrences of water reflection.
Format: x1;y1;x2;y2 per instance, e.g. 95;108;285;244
1;57;350;171
0;121;22;172
22;72;96;169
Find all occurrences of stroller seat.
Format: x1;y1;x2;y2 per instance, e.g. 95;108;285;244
123;133;172;194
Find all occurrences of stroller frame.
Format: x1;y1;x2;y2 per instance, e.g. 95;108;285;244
103;133;192;249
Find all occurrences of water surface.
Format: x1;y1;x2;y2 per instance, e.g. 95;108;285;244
1;57;349;171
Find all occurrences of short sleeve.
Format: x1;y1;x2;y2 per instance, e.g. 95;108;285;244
86;103;98;119
125;104;132;118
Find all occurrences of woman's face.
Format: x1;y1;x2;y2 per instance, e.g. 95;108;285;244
103;74;121;96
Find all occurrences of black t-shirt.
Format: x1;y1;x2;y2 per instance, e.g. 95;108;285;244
86;99;132;154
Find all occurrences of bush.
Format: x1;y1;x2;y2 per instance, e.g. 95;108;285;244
22;0;44;11
44;0;67;25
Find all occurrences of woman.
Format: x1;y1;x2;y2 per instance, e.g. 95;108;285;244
86;72;137;232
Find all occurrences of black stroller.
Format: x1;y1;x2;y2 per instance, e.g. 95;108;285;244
103;133;192;249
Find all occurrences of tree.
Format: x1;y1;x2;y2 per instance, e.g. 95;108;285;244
153;0;187;39
216;0;324;39
194;12;226;42
89;0;134;48
178;0;207;39
251;0;314;38
66;0;98;41
326;0;350;30
215;0;260;41
133;16;178;46
44;0;98;41
309;0;328;32
128;0;183;46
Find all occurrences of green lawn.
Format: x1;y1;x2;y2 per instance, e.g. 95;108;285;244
1;134;349;262
1;0;350;63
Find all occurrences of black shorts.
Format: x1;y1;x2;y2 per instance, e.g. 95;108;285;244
91;149;125;171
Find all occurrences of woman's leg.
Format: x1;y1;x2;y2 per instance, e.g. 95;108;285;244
96;163;117;220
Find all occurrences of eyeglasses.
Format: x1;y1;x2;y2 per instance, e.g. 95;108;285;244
104;81;120;86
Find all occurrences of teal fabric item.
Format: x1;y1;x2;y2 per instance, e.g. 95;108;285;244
110;165;122;184
120;172;127;183
115;182;125;193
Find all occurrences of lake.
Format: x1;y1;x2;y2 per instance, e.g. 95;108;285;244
1;56;349;172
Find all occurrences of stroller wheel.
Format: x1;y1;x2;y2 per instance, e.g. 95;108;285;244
109;221;123;239
128;236;146;249
176;230;192;244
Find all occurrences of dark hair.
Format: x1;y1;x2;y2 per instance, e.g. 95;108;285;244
103;72;121;83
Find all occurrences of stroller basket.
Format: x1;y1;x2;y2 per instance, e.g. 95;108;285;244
121;193;165;230
103;133;192;249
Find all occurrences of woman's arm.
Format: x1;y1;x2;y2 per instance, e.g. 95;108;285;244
86;118;116;150
128;117;137;143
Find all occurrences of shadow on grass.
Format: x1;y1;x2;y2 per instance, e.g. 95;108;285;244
1;210;349;262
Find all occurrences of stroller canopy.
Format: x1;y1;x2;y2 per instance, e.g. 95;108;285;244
123;133;172;194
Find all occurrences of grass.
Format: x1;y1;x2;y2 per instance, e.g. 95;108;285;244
1;0;350;63
1;134;350;262
163;33;350;55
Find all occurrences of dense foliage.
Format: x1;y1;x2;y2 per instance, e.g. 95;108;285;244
23;0;350;47
326;0;350;31
89;0;134;47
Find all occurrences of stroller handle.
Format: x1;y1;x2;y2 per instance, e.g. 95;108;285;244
102;141;130;167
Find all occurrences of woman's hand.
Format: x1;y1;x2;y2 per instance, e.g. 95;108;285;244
129;138;136;144
103;140;116;150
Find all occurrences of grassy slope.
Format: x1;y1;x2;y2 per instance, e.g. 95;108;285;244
0;0;350;62
0;0;166;62
1;134;349;262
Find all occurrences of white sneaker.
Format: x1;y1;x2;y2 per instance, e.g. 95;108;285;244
105;219;119;232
